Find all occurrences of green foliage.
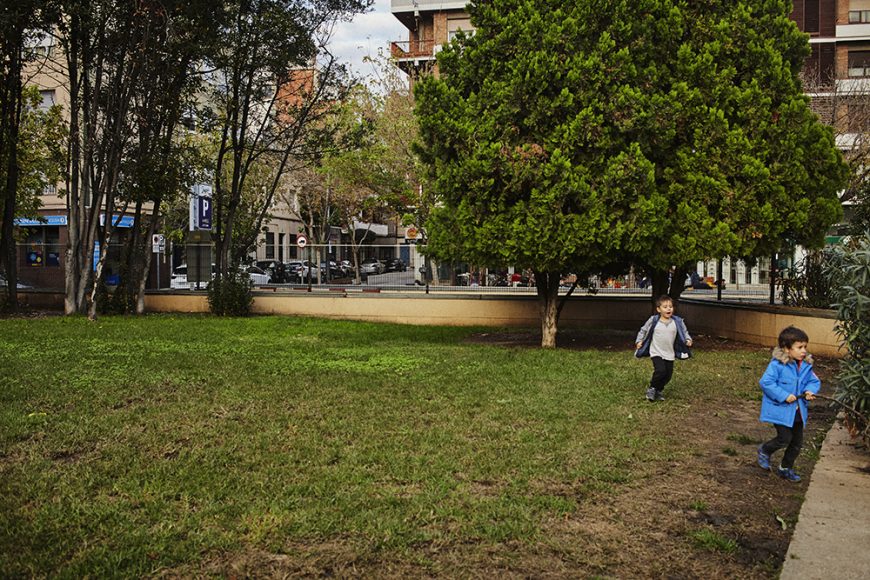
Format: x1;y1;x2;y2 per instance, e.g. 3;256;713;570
825;234;870;442
689;500;709;511
0;86;66;225
688;529;738;553
414;0;846;276
207;267;253;316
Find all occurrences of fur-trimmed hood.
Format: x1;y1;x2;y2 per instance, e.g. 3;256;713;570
772;347;813;366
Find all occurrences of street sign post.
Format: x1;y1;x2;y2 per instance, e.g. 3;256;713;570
151;234;165;253
152;234;166;289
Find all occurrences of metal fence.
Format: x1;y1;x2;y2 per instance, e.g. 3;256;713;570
9;241;779;301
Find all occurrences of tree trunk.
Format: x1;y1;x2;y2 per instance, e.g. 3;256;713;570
650;268;670;307
0;32;22;311
668;264;690;305
135;208;160;314
536;270;561;348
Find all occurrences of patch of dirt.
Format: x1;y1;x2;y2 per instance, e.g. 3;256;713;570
466;328;772;354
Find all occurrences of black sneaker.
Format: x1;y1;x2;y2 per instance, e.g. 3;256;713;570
654;391;665;401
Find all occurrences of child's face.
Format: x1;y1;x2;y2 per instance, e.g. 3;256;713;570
786;341;808;362
657;300;674;319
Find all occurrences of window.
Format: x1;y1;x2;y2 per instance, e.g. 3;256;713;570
848;51;870;77
265;231;275;259
21;226;61;267
804;0;819;33
758;257;770;285
849;10;870;23
39;90;56;109
848;100;870;132
447;15;474;42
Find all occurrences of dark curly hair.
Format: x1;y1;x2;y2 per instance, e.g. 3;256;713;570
778;326;809;348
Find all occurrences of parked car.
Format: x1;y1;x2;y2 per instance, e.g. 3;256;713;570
245;265;271;285
320;261;344;279
170;264;216;289
297;260;320;281
384;258;407;272
285;260;306;282
256;260;289;283
360;258;385;275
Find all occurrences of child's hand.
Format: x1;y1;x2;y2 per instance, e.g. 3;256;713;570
635;342;643;350
786;394;798;403
686;339;693;347
804;392;815;401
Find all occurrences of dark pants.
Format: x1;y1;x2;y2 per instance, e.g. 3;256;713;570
761;411;804;469
650;357;674;393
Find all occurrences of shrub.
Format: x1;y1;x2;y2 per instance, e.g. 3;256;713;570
825;234;870;443
779;249;836;308
207;267;253;316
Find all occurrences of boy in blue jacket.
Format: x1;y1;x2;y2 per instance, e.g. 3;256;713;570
757;326;821;482
635;295;693;402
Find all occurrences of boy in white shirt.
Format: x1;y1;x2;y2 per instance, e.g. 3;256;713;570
635;295;693;401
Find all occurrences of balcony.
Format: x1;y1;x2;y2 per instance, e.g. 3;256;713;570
390;39;437;61
836;23;870;38
391;0;467;11
836;77;870;94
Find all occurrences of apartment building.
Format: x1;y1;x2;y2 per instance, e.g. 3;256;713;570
390;0;472;78
793;0;867;238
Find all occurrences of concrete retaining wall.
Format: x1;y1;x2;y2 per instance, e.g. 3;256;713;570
143;291;842;357
16;290;842;356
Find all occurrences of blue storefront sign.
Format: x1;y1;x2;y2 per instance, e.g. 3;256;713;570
14;215;68;227
99;214;135;228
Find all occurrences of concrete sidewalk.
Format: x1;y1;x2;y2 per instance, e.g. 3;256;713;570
780;420;870;580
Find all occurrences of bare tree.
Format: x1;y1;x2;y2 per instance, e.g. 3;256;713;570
208;0;370;280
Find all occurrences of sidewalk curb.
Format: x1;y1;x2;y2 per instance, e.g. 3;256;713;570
780;421;870;580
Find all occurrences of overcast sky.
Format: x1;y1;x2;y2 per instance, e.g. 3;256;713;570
329;0;407;79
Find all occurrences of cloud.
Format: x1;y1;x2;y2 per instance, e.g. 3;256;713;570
328;1;407;78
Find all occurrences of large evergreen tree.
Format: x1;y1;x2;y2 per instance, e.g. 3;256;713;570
620;0;847;300
415;0;847;347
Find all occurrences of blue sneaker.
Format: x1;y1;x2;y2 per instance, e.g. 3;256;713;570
776;467;801;482
757;446;771;470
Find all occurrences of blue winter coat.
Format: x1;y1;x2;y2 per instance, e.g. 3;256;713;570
759;347;821;427
634;314;692;359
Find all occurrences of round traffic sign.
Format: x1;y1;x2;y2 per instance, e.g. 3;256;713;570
296;234;308;248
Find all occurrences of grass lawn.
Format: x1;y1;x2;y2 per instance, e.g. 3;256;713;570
0;315;819;577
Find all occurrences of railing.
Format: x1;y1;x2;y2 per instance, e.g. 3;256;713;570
390;39;436;60
7;242;781;302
